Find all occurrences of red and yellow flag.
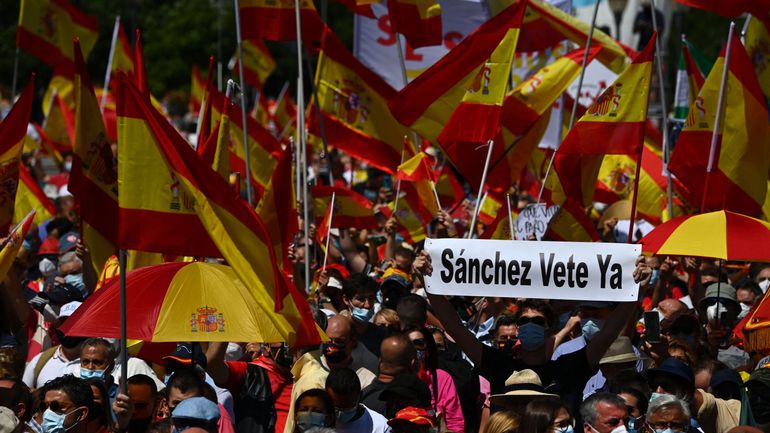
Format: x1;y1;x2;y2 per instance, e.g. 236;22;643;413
273;84;297;138
117;75;222;257
744;18;770;104
133;29;150;97
0;77;34;234
231;40;276;89
390;1;527;145
396;152;435;182
15;164;56;227
544;198;599;242
480;205;518;240
111;19;134;77
312;186;379;230
554;35;656;208
190;65;207;114
256;147;298;274
238;0;325;42
16;0;99;75
668;34;770;216
0;210;35;282
335;0;378;18
386;183;432;244
308;28;408;174
435;165;464;208
118;74;321;346
388;0;442;48
674;0;770;27
43;92;75;152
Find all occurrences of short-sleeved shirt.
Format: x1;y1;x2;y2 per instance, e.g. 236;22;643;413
225;358;293;433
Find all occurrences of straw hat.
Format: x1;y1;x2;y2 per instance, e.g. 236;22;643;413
599;336;637;365
489;369;558;407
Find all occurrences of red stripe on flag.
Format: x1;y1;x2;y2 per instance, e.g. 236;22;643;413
438;102;502;145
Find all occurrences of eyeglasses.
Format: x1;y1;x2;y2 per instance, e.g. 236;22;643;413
646;422;690;432
517;316;546;327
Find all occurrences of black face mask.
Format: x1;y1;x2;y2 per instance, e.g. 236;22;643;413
127;418;153;433
321;342;347;365
497;339;516;355
450;298;477;323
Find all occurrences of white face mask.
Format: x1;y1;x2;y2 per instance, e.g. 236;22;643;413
588;423;628;433
738;302;751;319
759;279;770;293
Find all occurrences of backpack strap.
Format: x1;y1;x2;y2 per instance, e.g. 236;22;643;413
33;346;58;387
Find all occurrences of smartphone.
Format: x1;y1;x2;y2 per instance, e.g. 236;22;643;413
644;311;661;343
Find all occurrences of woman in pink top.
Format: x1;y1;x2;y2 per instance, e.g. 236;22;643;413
406;327;465;433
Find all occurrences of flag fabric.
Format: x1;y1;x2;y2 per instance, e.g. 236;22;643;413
435;165;464;208
388;0;442;48
396;152;435;181
43;92;75;152
117;75;222;257
308;28;409;174
312;186;379;230
435;18;521;145
335;0;378;18
15;164;56;226
389;1;527;144
544;198;600;242
0;210;35;282
387;182;432;243
199;90;232;180
117;74;321;347
673;39;708;121
272;84;297;137
209;89;281;201
668;34;770;216
238;0;325;42
111;19;134;77
480;205;518;239
478;192;505;225
133;29;150;97
256;146;297;274
0;77;34;234
744;18;770;104
230;40;276;90
42;73;75;116
554;35;656;208
16;0;99;75
674;0;770;27
190;65;207;114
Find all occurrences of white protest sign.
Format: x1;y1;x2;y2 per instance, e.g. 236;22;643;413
513;203;559;240
424;238;640;302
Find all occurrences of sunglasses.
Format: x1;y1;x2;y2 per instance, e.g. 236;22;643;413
517;316;547;327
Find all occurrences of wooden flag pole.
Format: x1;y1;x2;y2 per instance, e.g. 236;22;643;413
393;145;406;215
649;0;673;219
118;249;128;394
535;0;600;205
233;0;254;206
506;193;515;240
468;140;495;239
11;48;20;97
322;192;336;271
701;22;735;213
101;16;121;113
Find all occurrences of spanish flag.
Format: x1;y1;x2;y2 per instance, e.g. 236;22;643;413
744;17;770;104
43;92;75;151
238;0;325;42
480;206;518;240
273;84;297;138
388;0;442;48
209;89;281;201
256;147;298;274
674;0;770;26
16;0;99;75
230;40;276;90
397;152;435;182
118;75;321;346
386;183;431;244
435;165;464;208
117;74;222;257
390;1;526;145
15;164;56;227
312;186;379;230
335;0;378;18
554;34;656;208
133;29;151;97
190;65;207;114
478;192;505;225
308;28;409;175
0;210;35;282
111;19;134;77
42;73;74;116
0;77;34;234
544;198;599;242
668;34;770;216
672;38;708;121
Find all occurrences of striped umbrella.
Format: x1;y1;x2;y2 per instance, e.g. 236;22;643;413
60;262;289;343
639;210;770;261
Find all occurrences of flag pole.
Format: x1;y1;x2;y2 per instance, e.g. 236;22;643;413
233;0;254;206
701;22;735;213
468;140;495;239
101;16;121;113
393;144;406;215
536;0;600;205
649;0;672;219
506;193;515;240
627;149;644;243
118;249;128;394
322;192;336;271
741;14;752;41
42;89;58;128
11;48;20;97
430;180;442;210
394;33;423;153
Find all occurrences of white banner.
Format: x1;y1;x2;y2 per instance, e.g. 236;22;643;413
424;238;640;301
513;203;560;240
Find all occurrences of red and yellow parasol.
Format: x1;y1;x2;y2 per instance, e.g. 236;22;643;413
639;210;770;261
60;262;292;343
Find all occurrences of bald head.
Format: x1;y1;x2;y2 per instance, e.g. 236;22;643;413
326;315;354;340
658;299;687;320
379;335;416;379
726;427;764;433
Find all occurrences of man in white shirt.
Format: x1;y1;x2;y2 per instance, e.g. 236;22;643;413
326;367;390;433
22;336;83;389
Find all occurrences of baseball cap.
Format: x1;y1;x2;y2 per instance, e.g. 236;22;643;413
58;301;82;318
58;231;80;254
646;357;695;388
387;407;436;429
171;397;220;424
163;343;207;368
0;407;20;433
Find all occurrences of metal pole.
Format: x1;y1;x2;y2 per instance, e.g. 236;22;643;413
233;0;254;206
394;34;423;151
119;249;128;394
506;193;515;240
102;16;121;113
468;140;495;239
701;22;735;213
741;14;752;42
11;48;20;97
649;0;672;218
303;47;333;185
393;145;406;214
536;0;600;205
322;192;336;271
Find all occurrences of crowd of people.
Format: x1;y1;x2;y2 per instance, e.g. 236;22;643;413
0;143;769;433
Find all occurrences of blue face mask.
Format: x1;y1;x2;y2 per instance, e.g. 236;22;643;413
335;406;359;424
64;274;86;295
295;411;327;432
649;269;660;287
351;307;374;323
556;426;574;433
517;323;545;350
80;367;106;381
649;392;667;403
42;408;82;433
164;373;173;385
581;318;604;341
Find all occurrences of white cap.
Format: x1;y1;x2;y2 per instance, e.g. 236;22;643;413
327;277;343;290
59;301;82;317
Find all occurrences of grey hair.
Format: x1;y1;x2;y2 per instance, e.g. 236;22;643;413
647;394;691;419
580;393;627;426
59;251;83;267
82;337;118;361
